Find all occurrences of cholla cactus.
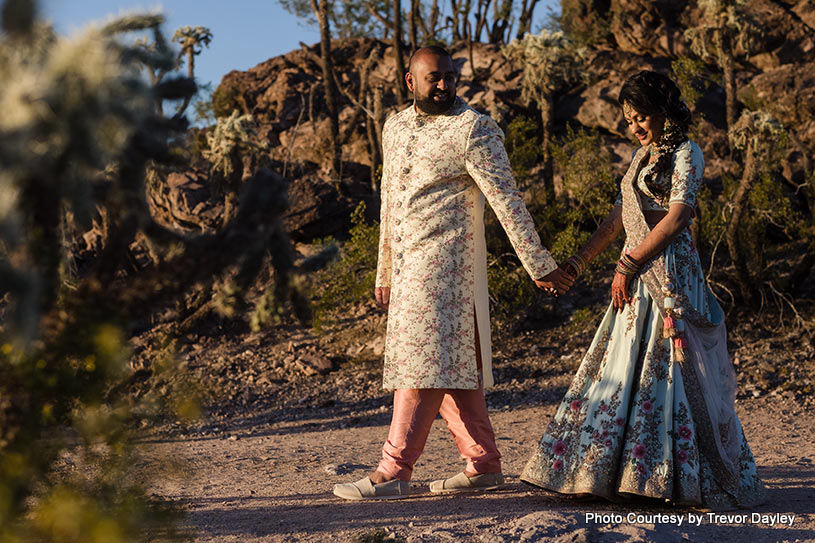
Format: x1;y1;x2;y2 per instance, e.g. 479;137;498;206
686;0;761;59
725;109;783;300
172;26;212;67
0;2;195;538
502;30;584;108
0;13;175;338
685;0;761;133
502;30;584;200
203;110;268;183
171;25;212;115
728;110;783;151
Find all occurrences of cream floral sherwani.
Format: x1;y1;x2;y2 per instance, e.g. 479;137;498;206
375;97;556;390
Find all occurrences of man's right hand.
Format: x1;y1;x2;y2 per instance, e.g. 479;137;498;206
375;286;391;309
534;267;575;296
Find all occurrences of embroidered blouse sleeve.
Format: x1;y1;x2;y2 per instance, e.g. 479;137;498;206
668;142;705;208
465;115;557;280
375;121;393;288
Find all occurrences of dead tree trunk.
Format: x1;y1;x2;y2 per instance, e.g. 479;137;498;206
174;48;196;117
466;20;476;79
448;0;463;41
714;26;738;152
725;142;758;301
366;92;382;193
310;0;342;180
489;0;513;44
474;0;491;42
393;0;408;104
409;0;419;51
540;90;555;202
516;0;539;39
418;0;441;42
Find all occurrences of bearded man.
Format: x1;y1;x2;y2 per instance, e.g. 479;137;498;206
333;46;573;500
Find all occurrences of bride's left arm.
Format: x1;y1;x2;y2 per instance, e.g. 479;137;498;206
628;141;704;264
626;204;694;264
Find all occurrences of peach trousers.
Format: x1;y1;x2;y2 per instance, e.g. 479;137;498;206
377;311;501;481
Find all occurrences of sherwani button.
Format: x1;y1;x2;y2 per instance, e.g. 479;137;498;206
395;219;401;225
402;167;410;175
400;184;406;190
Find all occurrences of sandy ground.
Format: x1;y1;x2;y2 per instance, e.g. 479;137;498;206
144;393;815;543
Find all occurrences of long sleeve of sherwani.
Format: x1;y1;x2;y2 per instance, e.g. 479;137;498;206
465;115;557;280
375;131;393;288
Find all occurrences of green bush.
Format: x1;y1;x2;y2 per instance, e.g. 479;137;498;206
487;254;540;329
505;115;540;187
559;0;611;47
671;56;710;109
540;125;620;272
312;201;379;330
211;83;243;119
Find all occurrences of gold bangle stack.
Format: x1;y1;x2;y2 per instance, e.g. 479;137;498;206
565;255;586;278
615;253;640;276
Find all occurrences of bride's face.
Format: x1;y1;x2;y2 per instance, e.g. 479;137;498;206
623;104;664;147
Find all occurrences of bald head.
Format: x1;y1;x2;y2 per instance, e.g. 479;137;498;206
408;46;453;73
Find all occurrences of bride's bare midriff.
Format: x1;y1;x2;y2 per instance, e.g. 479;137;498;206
644;209;668;229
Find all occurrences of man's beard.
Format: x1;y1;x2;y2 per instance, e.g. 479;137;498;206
415;90;456;115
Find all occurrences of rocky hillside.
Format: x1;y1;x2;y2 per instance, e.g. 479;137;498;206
206;0;814;244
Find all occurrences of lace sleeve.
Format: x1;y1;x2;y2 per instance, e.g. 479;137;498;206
668;141;705;208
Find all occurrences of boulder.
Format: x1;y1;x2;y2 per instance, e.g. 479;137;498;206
608;0;692;57
148;169;221;234
282;173;355;243
741;62;815;148
743;0;815;70
793;0;815;32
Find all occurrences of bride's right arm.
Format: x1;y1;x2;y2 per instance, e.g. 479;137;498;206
572;206;624;270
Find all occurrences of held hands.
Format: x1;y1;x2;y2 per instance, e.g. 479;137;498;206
375;286;390;309
535;267;575;296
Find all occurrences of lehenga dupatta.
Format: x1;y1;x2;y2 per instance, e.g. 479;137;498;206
619;147;744;500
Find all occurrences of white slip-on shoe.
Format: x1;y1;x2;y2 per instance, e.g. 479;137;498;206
429;472;505;494
333;477;411;500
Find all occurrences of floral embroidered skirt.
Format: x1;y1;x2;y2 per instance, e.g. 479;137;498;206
521;278;766;509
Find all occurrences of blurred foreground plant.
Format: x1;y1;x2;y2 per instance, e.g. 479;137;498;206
0;1;301;540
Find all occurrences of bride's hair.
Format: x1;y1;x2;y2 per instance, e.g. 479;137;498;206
618;71;692;192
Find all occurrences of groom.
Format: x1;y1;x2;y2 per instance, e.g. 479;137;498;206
333;46;573;500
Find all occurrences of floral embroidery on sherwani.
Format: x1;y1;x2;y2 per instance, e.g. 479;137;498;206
376;97;556;390
522;140;766;508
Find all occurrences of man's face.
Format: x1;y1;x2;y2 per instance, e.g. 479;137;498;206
405;53;457;115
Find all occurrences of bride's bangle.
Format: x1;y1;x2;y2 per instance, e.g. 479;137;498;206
615;253;641;276
566;255;586;277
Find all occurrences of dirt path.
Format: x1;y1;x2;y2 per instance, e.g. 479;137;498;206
144;394;815;542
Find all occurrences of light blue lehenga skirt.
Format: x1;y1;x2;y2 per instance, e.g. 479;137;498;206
521;260;767;509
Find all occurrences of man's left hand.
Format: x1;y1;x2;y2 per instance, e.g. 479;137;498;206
375;286;391;309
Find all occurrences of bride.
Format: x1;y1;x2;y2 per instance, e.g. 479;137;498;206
521;71;766;509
